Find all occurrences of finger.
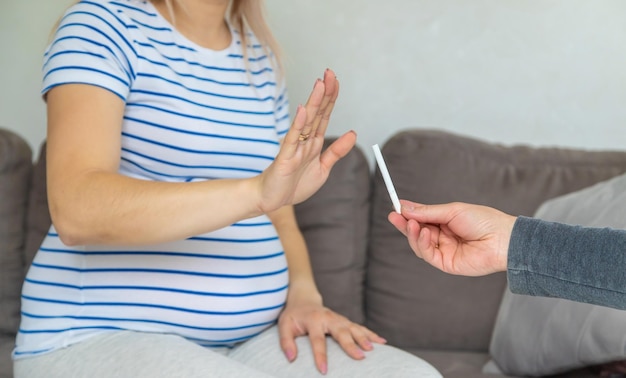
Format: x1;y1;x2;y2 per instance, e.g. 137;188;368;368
331;326;366;360
319;130;357;170
351;325;387;352
401;202;458;225
278;322;298;363
417;226;438;262
307;330;328;375
388;212;409;237
363;327;387;345
412;224;445;271
406;219;426;258
399;199;424;211
278;105;307;159
313;70;339;138
282;78;325;151
302;69;336;139
300;77;327;139
407;220;440;267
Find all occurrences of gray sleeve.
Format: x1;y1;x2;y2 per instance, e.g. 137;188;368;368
507;216;626;310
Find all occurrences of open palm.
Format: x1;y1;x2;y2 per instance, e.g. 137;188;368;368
257;69;356;213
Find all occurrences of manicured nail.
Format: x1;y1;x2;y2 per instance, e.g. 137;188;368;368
320;362;327;375
284;349;295;362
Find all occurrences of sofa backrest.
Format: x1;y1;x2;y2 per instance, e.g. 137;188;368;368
8;128;626;356
294;138;371;324
365;129;626;353
0;129;33;335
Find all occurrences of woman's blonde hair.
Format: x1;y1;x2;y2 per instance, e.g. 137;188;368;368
228;0;283;75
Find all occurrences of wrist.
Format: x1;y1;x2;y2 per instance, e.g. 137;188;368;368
287;280;322;305
498;214;517;272
249;172;288;215
243;175;266;216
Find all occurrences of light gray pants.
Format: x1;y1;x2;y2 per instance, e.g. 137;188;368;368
14;326;441;377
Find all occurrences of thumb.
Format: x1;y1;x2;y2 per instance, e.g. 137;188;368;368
401;201;459;225
319;130;357;170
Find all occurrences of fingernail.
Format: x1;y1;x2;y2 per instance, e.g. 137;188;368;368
320;363;327;375
284;349;295;362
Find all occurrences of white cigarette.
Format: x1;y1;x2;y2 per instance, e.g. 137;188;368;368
372;144;402;214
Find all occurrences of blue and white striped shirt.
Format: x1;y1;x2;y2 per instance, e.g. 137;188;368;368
14;0;290;359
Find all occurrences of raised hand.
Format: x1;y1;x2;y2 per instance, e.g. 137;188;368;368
255;69;356;214
388;200;516;276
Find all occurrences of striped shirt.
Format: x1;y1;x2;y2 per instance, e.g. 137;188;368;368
14;0;290;359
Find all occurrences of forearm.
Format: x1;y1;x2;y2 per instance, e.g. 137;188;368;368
46;84;266;245
50;170;263;246
507;216;626;310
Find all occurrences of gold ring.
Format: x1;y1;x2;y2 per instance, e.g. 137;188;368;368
298;133;310;142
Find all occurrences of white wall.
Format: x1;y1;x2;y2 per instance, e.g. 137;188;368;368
2;1;626;162
0;0;74;155
265;0;626;164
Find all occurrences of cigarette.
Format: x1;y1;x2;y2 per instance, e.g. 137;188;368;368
372;144;401;214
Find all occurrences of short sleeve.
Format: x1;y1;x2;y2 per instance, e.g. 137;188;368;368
42;1;137;101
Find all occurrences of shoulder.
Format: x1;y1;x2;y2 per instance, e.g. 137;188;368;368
56;0;159;38
43;0;158;99
50;0;169;63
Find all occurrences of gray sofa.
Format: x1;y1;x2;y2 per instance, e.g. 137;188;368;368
2;127;626;377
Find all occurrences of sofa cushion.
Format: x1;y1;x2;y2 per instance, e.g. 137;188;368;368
365;129;626;352
0;128;32;335
294;139;370;324
487;173;626;376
